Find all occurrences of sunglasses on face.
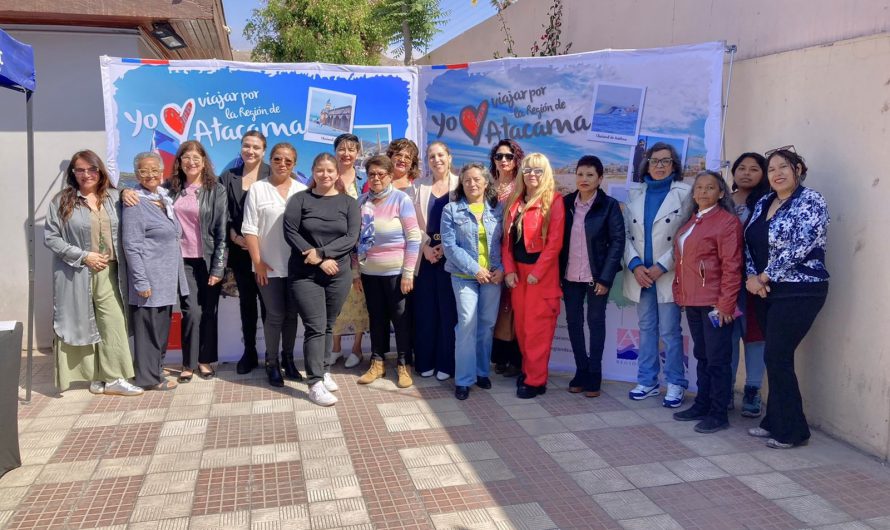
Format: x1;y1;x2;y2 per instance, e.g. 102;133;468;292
272;156;295;167
521;167;544;176
73;167;100;177
494;153;515;162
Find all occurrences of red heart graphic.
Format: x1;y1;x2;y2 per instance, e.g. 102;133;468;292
460;100;488;146
161;99;195;141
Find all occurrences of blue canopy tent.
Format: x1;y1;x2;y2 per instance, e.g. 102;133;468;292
1;28;36;402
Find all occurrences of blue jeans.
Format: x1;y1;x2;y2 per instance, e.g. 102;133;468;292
451;276;501;387
731;317;765;389
636;287;687;388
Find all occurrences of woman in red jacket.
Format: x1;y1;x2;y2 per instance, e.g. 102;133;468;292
503;153;565;399
671;171;742;433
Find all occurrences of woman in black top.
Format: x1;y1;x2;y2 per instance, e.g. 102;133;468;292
284;153;360;407
219;131;271;374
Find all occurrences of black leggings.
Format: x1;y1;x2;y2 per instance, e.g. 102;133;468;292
361;274;411;365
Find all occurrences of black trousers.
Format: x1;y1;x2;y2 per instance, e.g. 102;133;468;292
180;258;222;368
291;267;352;386
563;280;608;392
754;291;827;445
362;273;410;365
685;306;734;423
257;277;299;366
130;305;172;387
229;246;265;354
413;257;456;375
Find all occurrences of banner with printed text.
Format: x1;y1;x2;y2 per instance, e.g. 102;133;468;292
100;57;419;185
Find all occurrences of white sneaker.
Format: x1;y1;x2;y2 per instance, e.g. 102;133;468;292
662;383;685;408
330;350;342;364
104;378;144;397
628;383;659;400
323;373;339;392
420;369;435;377
436;372;451;381
89;381;105;395
344;353;362;369
308;381;338;406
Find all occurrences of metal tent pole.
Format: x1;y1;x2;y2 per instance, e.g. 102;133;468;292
25;89;34;403
721;43;738;175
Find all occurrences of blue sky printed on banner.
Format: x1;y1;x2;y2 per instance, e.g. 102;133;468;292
111;66;411;178
421;50;716;176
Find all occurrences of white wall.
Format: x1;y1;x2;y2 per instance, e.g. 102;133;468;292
0;26;154;348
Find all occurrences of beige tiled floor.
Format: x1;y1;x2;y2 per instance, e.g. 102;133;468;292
3;351;890;529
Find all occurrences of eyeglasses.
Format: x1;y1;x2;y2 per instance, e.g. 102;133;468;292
137;169;162;178
180;156;203;163
765;145;796;157
73;167;100;177
271;156;295;167
391;153;413;162
521;167;545;176
648;157;673;167
494;153;515;162
367;171;390;179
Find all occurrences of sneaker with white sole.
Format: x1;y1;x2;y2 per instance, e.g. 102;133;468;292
662;384;685;408
308;381;338;406
436;372;451;381
344;353;362;369
420;369;435;377
104;378;144;396
323;373;339;392
628;383;660;400
89;381;105;395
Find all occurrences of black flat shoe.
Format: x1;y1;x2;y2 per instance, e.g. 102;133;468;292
694;418;729;434
455;386;470;400
476;377;492;389
517;383;545;399
236;352;258;374
266;365;285;387
494;363;507;374
673;407;708;422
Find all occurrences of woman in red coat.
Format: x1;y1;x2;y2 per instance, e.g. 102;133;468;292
502;153;565;399
671;171;742;433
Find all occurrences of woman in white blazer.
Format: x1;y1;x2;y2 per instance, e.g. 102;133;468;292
409;141;460;380
622;142;692;407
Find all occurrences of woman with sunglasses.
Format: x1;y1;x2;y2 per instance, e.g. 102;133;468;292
489;139;525;377
411;141;459;381
331;134;369;368
122;152;189;391
168;141;228;382
622;142;692;408
503;153;565;399
242;143;307;387
745;147;829;449
220;131;271;375
45;149;143;396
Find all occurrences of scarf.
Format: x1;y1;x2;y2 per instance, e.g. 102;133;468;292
356;185;394;265
138;186;175;220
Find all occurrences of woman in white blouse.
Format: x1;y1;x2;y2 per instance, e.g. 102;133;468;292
242;142;307;387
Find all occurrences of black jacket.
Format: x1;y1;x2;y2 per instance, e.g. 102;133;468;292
220;162;272;243
168;180;229;278
559;189;625;287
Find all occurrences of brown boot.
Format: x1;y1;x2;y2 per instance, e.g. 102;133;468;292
358;359;385;385
396;365;413;388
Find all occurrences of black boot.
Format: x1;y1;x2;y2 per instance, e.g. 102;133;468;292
266;362;284;387
281;352;303;381
236;349;258;375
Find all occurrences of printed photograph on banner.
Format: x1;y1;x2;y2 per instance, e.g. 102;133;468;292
354;124;392;157
588;83;646;145
628;132;690;184
304;87;357;143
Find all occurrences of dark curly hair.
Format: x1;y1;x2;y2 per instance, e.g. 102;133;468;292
386;138;420;180
766;148;808;183
169;140;217;194
488;138;524;180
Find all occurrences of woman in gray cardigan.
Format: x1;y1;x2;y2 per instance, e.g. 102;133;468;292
122;152;190;390
44;150;143;396
167;141;228;381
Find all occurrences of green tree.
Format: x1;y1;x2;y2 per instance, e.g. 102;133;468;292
244;0;386;65
375;0;448;65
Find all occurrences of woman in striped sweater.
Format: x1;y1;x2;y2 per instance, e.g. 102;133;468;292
356;155;422;388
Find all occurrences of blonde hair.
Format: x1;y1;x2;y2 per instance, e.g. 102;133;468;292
505;152;555;240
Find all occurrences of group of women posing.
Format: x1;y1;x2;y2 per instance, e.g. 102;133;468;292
46;135;829;447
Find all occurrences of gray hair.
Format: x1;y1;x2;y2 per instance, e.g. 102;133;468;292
691;170;735;213
134;151;163;170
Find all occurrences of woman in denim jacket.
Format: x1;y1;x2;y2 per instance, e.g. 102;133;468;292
441;163;504;400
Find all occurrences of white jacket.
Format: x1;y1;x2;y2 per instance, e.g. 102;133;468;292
622;180;692;303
